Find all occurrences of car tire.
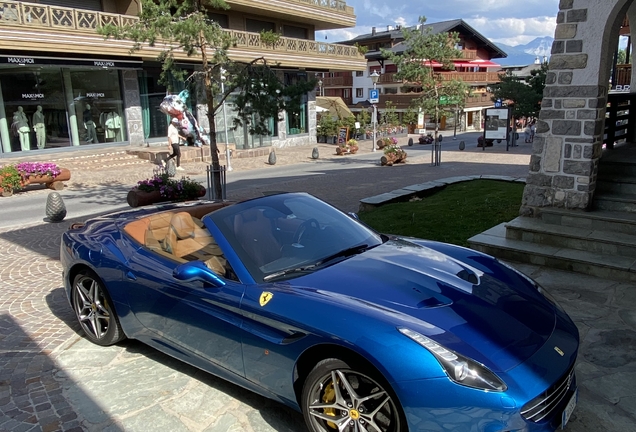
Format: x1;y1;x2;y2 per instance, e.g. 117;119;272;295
301;358;405;432
72;270;125;346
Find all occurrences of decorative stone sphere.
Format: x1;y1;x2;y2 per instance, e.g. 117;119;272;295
46;192;67;222
459;140;465;151
268;151;277;165
312;147;319;159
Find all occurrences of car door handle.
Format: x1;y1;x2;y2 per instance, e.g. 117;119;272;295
126;271;137;281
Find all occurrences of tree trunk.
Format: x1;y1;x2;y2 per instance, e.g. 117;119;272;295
199;27;223;200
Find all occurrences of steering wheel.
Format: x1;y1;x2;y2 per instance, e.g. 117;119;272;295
292;219;320;245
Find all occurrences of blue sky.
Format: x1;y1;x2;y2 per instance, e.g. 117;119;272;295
318;0;561;46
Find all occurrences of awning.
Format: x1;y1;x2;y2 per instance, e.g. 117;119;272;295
452;61;475;68
469;60;501;68
422;60;443;67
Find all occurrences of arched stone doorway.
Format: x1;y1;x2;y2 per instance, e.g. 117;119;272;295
520;0;635;215
469;0;636;281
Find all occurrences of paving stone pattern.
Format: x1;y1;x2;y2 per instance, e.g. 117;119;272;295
1;135;635;431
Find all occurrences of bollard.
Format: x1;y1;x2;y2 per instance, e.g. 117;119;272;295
312;147;319;159
46;192;67;222
459;140;465;151
408;137;414;146
268;151;277;165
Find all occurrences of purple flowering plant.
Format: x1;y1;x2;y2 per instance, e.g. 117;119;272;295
15;162;61;178
134;173;204;201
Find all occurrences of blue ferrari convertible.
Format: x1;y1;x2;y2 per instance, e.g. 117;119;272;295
61;192;579;432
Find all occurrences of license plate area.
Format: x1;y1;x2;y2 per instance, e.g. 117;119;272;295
561;388;578;429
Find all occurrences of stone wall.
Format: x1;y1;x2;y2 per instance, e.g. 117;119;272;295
520;0;633;215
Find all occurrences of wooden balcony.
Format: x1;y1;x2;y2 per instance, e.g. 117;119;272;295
375;71;501;86
0;1;365;70
615;64;632;87
377;92;495;110
460;49;477;60
438;72;501;83
320;76;353;86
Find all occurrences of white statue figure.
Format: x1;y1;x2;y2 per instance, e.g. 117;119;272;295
33;105;46;149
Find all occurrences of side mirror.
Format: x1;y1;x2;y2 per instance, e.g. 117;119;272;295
173;261;226;287
347;212;360;220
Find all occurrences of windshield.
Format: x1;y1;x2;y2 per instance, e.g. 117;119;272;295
206;193;383;283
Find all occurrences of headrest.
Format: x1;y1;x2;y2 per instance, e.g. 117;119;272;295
170;212;195;240
240;208;260;223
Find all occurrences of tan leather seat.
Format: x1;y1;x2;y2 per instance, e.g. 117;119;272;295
233;207;281;268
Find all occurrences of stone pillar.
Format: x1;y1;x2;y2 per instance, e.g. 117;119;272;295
520;0;632;216
122;70;145;146
308;90;317;143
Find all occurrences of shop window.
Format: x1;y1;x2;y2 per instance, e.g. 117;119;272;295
68;68;127;145
284;72;307;136
0;68;69;152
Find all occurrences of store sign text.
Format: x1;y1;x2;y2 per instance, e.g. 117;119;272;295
8;57;35;64
22;93;44;99
87;93;105;98
94;61;115;67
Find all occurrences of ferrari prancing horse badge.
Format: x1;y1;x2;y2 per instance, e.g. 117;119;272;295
259;291;274;307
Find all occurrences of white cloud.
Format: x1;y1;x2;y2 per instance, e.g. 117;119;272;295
466;16;557;45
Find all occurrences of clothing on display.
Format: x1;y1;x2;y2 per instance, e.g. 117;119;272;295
12;107;30;151
100;111;122;141
33;106;46;149
84;105;98;143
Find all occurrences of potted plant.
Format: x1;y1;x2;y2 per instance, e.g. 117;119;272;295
347;138;359;154
127;173;206;207
317;116;337;143
0;165;23;196
381;144;408;166
13;162;71;189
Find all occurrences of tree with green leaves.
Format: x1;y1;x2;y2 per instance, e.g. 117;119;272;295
382;16;469;141
490;63;546;126
382;101;399;128
99;0;315;197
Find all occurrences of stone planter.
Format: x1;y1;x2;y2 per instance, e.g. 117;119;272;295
0;188;13;197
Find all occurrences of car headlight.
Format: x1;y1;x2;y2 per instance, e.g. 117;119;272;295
398;327;507;392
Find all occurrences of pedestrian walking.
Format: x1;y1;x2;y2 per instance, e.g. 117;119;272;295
164;118;185;171
524;123;531;143
530;121;536;143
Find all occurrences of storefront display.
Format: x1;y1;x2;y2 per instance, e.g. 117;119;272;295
0;56;136;154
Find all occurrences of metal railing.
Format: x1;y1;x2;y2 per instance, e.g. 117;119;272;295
605;92;635;149
0;1;363;60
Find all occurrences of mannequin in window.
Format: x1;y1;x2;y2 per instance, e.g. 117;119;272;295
12;106;30;151
33;105;46;149
84;104;98;143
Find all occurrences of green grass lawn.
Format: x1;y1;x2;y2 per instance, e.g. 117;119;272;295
358;180;525;247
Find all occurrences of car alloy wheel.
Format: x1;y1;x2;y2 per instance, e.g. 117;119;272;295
72;270;124;346
302;358;403;432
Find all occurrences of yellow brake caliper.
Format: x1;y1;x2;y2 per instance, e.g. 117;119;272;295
322;380;338;429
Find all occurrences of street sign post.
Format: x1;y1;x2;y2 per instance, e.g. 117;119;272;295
369;89;379;104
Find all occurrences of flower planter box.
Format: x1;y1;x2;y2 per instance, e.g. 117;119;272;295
127;187;206;208
23;168;71;190
381;150;408;166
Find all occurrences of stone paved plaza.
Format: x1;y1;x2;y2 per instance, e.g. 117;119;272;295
1;135;635;431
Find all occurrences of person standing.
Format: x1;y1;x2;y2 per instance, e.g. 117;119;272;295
530;121;536;143
164;117;185;171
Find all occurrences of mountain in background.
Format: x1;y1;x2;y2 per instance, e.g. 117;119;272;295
496;36;554;66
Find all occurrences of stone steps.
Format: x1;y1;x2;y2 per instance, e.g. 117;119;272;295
469;221;636;282
593;193;636;212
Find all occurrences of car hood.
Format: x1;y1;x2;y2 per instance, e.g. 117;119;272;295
291;238;557;372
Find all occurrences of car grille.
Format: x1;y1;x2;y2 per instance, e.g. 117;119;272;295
520;366;575;423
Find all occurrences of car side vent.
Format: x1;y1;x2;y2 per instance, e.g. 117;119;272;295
521;366;575;423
